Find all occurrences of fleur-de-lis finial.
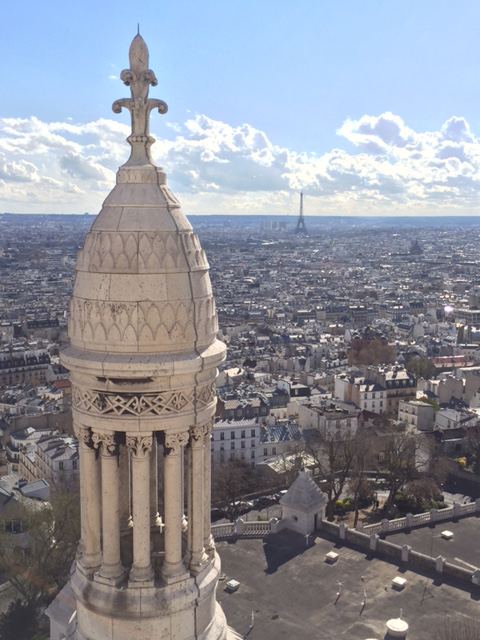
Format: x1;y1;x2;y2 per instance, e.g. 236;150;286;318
112;34;168;166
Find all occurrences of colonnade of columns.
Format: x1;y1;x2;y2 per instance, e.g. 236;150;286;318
74;422;214;586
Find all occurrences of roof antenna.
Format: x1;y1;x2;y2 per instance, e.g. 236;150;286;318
137;23;140;35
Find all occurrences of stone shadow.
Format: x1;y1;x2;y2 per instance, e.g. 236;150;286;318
262;529;317;575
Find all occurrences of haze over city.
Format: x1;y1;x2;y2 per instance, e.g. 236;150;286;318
3;1;480;217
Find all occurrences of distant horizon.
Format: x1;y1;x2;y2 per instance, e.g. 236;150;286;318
3;211;480;222
4;2;480;216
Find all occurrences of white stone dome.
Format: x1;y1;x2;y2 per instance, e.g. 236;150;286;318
68;167;218;356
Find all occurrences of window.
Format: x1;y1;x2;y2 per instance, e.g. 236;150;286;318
263;447;268;456
220;444;224;451
272;447;276;455
231;441;235;450
251;450;255;458
231;432;235;439
372;393;376;399
251;440;255;447
220;432;225;441
230;452;235;460
241;452;245;459
241;441;245;449
59;461;64;470
241;430;246;439
251;429;256;437
72;460;78;469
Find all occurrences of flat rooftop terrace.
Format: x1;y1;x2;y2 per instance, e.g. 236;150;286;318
386;515;480;572
217;529;480;640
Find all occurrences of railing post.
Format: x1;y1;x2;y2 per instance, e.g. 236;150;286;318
475;498;480;512
269;518;278;534
453;502;461;518
235;518;245;535
436;556;445;573
339;523;347;540
381;518;389;533
405;513;414;529
401;544;411;563
369;534;378;551
430;508;438;523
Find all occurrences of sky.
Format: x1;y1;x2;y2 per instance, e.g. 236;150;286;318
2;0;480;216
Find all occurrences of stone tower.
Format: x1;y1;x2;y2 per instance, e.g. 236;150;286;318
48;34;229;640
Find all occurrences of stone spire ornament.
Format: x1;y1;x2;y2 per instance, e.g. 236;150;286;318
47;33;231;640
113;34;168;166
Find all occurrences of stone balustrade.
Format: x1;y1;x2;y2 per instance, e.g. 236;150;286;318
357;498;480;536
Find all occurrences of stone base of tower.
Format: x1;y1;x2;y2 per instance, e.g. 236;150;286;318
47;554;229;640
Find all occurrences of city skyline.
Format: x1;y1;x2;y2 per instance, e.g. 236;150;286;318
3;1;480;216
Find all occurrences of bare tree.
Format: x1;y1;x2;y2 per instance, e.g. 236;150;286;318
347;434;374;527
305;429;359;522
211;460;260;522
0;488;80;607
378;429;420;509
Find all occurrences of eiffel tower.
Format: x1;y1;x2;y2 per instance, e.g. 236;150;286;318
295;192;307;233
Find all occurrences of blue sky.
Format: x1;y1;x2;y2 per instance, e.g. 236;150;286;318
2;0;480;215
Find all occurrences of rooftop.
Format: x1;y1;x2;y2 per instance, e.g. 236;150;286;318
217;529;479;640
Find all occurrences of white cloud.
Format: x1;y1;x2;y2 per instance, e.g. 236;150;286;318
1;111;480;215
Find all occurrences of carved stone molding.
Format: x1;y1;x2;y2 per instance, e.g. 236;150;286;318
117;168;158;184
72;383;214;417
196;383;216;407
126;434;153;458
68;298;197;347
164;431;189;455
91;432;118;456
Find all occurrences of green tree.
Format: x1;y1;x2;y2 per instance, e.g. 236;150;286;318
406;358;435;380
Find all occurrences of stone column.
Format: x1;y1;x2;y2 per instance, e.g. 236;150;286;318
75;425;102;573
188;424;208;571
149;437;160;526
203;422;214;555
118;442;131;532
92;432;125;584
127;434;154;584
161;430;189;582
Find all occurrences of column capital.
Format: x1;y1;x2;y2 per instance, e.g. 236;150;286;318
126;434;153;458
164;430;189;455
74;424;92;447
190;422;212;443
92;431;118;456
